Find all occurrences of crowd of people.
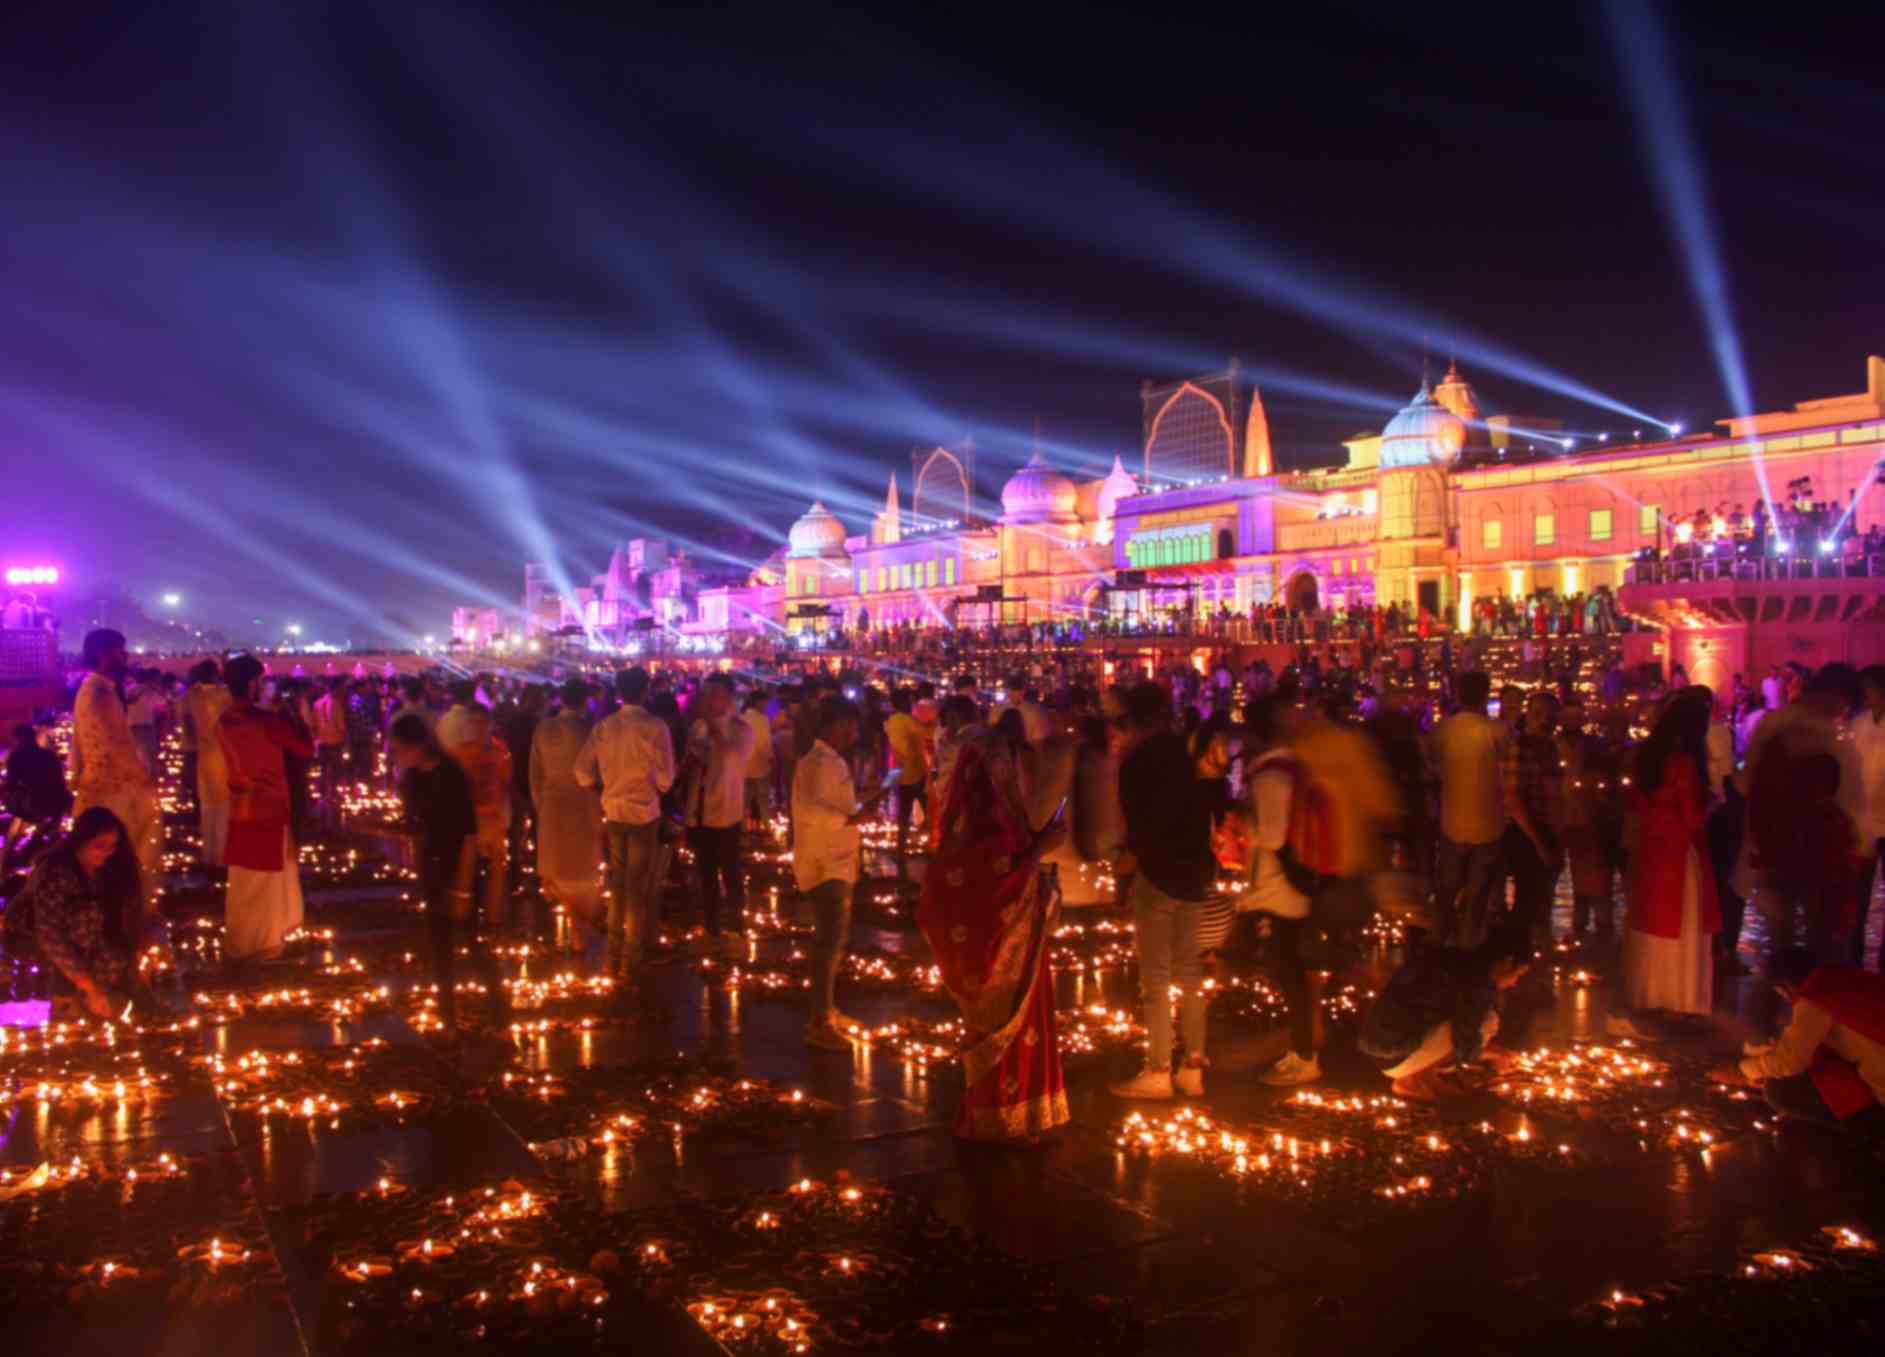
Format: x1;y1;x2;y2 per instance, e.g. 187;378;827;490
3;624;1883;1152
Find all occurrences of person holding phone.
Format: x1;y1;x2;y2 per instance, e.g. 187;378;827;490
917;713;1071;1142
793;697;885;1049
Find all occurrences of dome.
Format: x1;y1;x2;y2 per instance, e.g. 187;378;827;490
1379;383;1467;469
1000;452;1079;523
787;501;847;557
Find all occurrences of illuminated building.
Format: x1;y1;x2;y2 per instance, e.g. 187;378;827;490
465;355;1885;658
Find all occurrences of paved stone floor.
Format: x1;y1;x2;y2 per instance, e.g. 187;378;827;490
4;827;1884;1356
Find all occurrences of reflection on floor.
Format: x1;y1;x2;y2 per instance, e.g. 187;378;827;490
4;839;1884;1356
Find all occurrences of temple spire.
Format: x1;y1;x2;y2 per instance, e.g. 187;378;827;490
1243;384;1273;478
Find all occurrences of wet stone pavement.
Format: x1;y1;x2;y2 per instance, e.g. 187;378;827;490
4;824;1884;1357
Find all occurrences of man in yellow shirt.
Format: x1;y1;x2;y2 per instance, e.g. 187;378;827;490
884;687;929;882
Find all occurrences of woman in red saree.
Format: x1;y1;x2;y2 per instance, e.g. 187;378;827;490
919;727;1069;1142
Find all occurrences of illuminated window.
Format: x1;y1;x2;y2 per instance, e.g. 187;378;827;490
1331;558;1343;576
1483;519;1502;550
875;567;885;592
902;563;914;590
1349;557;1359;573
1639;503;1659;535
926;560;937;588
1590;508;1613;541
1534;513;1555;546
945;557;956;585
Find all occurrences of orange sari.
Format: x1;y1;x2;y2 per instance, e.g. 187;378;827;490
918;734;1068;1141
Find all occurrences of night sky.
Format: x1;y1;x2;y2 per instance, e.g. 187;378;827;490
4;2;1880;643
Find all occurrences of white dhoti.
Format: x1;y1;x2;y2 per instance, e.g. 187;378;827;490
225;830;304;962
200;800;231;869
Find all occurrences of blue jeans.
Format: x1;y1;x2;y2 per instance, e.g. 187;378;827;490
1434;836;1501;946
603;820;661;976
1132;874;1206;1069
805;878;853;1023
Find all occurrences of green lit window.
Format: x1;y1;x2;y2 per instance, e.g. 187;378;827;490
1590;508;1613;542
945;556;956;585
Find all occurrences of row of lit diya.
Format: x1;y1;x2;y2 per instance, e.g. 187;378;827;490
304;1173;1084;1353
1590;1226;1880;1339
1;1150;279;1314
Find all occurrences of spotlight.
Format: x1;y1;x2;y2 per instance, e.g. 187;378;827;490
1669;421;1685;436
1820;540;1834;556
1776;539;1790;555
1599;433;1610;443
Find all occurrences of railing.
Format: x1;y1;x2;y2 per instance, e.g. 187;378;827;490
1623;553;1885;586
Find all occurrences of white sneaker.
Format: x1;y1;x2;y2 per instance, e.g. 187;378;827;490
1174;1063;1205;1097
1259;1052;1321;1087
1109;1067;1174;1100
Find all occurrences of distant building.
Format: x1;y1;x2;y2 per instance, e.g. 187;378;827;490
458;356;1885;650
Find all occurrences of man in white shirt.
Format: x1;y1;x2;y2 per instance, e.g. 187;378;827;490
1429;670;1507;947
574;667;675;987
1851;666;1885;970
123;670;166;782
792;696;882;1049
683;673;754;954
1761;665;1787;714
741;690;774;828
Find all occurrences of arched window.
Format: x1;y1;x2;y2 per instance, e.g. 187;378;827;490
912;447;972;526
1144;383;1234;485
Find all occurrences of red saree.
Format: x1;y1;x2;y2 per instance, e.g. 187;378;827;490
918;735;1069;1141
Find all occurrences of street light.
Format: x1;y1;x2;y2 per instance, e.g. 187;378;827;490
286;624;303;638
161;592;182;608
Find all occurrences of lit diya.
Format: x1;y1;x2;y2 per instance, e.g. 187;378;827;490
395;1237;457;1263
335;1255;395;1282
1823;1225;1877;1252
177;1237;253;1269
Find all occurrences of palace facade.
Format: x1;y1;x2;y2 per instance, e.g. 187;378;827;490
457;356;1885;654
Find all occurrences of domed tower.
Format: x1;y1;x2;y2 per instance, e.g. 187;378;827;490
1373;382;1463;624
787;501;848;557
784;500;850;630
999;452;1079;525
